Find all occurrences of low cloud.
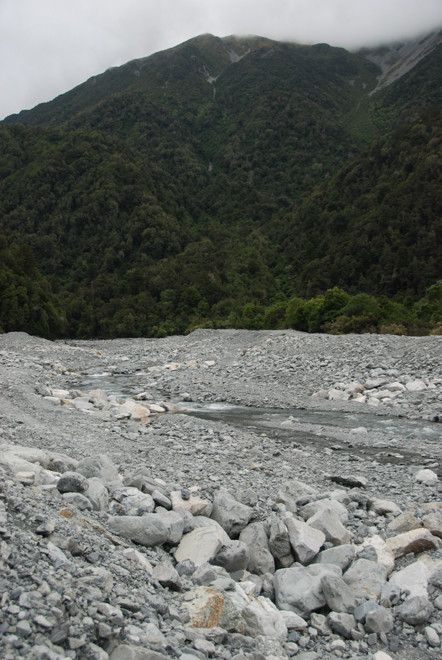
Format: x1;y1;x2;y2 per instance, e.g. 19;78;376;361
1;0;441;118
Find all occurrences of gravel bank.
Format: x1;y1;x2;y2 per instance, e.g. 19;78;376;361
0;330;441;660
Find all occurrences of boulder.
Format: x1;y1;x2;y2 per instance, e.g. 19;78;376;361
397;596;434;625
76;454;120;483
213;540;250;573
321;574;361;613
423;510;442;538
174;526;224;566
300;498;349;524
414;469;438;485
387;510;422;534
284;517;325;564
211;489;253;538
107;514;168;547
313;544;356;571
273;563;341;618
364;607;394;634
170;491;213;517
343;559;387;599
266;516;294;567
358;535;395;575
389;560;432;599
56;471;88;494
386;528;439;558
242;596;288;641
326;612;357;639
110;487;155;516
239;522;275;575
85;477;109;511
307;509;351;546
369;498;402;517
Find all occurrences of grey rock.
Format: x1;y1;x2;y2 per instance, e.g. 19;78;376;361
211;488;253;538
154;509;186;545
152;561;182;591
273;563;341;618
321;574;361;613
313;544;355;570
327;612;357;639
56;471;88;493
107;514;168;546
109;645;168;660
343;558;387;599
62;492;93;510
110;486;155;516
397;595;434;625
213;540;250;572
307;508;351;545
284;516;325;565
175;526;224;566
354;600;381;623
364;607;394;634
239;522;275;575
242;596;288;641
300;498;349;524
267;515;294;566
76;454;120;483
424;626;441;648
85;477;109;511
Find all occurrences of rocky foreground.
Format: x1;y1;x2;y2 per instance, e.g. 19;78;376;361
0;329;441;660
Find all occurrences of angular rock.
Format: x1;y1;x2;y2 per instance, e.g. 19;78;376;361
211;489;253;538
389;560;432;599
365;607;394;634
57;471;88;494
154;510;186;545
239;522;275;575
62;492;93;510
267;516;294;567
109;644;168;660
328;474;367;489
369;498;402;517
152;561;182;591
343;559;387;599
85;477;109;511
327;612;357;639
313;544;356;571
386;528;439;558
285;516;325;564
354;600;381;623
76;454;120;483
307;509;351;546
423;510;442;538
273;563;341;618
242;596;288;641
300;498;349;524
280;611;308;630
213;540;249;573
321;574;361;613
107;514;168;546
170;490;213;517
397;595;434;625
387;510;422;534
174;526;224;566
110;487;155;516
358;535;395;575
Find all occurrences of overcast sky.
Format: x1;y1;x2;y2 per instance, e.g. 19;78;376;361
1;0;441;120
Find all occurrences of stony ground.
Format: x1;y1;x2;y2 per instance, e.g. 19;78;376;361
0;329;441;660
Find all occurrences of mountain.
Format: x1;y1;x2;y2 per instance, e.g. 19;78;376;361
0;32;441;337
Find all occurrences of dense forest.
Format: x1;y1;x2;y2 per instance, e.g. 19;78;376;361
0;33;441;338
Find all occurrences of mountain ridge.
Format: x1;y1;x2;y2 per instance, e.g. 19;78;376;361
0;31;441;338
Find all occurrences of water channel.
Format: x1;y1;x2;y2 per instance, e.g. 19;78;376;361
81;371;441;472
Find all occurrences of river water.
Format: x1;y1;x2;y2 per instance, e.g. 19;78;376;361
81;371;441;470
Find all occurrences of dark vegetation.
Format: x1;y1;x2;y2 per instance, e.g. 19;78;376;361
0;34;441;337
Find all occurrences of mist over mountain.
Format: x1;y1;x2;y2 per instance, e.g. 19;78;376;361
0;32;441;338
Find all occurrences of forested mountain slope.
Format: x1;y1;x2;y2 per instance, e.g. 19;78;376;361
0;33;441;337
